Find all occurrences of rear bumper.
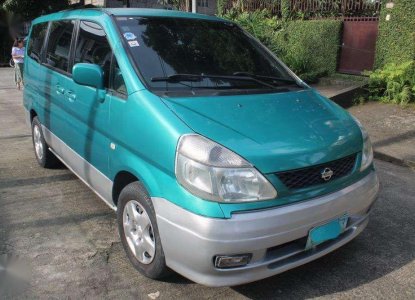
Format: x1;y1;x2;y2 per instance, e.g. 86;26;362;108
153;171;379;287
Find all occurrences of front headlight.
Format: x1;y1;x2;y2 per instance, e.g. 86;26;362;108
352;116;373;171
175;134;277;202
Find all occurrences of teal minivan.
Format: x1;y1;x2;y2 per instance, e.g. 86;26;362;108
24;8;379;286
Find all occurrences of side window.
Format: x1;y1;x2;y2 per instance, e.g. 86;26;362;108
74;21;112;88
27;22;49;63
111;58;127;97
45;20;75;73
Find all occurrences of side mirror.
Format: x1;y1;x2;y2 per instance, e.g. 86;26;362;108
72;63;104;90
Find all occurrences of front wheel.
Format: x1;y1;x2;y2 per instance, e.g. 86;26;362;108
117;181;170;279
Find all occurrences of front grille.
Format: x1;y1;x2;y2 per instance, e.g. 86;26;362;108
276;154;357;189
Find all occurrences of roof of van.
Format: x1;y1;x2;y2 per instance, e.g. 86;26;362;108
32;8;224;24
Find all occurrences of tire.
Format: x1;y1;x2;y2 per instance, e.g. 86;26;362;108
117;181;170;279
31;117;60;168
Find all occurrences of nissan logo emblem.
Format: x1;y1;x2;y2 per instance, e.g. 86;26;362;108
321;167;334;181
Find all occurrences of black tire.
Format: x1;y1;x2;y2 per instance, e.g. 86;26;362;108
117;181;170;279
31;117;60;168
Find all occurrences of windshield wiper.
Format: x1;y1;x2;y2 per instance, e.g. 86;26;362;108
151;74;204;83
232;71;299;85
151;73;279;89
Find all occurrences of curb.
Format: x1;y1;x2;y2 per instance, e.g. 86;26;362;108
329;82;368;108
326;85;414;170
374;151;415;169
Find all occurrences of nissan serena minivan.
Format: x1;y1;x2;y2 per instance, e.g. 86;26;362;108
23;8;379;286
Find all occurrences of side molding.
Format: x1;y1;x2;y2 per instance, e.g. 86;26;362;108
41;125;116;211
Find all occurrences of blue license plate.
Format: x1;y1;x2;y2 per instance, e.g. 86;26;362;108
306;214;348;250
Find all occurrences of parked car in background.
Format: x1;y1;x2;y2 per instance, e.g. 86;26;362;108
23;8;379;286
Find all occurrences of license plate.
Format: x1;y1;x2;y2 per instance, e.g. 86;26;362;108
306;214;348;250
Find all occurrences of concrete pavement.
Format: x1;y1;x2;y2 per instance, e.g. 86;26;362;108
1;67;415;298
349;102;415;168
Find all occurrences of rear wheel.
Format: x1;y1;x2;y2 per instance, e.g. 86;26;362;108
117;181;170;279
31;117;60;168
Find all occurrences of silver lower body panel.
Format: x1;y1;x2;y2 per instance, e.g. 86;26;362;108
41;125;116;210
153;171;379;287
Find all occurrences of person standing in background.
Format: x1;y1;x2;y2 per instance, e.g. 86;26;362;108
11;38;25;90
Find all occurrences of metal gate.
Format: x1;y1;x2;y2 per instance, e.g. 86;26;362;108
338;17;379;75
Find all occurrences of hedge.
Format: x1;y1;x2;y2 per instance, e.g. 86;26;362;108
375;0;415;68
223;10;343;82
273;20;343;82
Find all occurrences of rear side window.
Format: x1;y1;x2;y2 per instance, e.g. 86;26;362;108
27;22;49;63
74;21;112;87
45;20;75;73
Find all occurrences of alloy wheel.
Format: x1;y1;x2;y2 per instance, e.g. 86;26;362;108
122;200;156;264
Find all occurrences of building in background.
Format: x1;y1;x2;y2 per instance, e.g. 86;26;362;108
70;0;216;16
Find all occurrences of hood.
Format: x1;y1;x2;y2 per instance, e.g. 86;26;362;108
161;89;363;173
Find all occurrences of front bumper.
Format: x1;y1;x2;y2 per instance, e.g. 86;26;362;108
153;171;379;287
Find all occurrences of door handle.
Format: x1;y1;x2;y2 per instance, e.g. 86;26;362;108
56;84;65;95
65;90;76;102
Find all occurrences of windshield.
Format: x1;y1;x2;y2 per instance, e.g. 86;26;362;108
115;16;300;95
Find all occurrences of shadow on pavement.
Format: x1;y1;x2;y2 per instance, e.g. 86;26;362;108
372;129;415;148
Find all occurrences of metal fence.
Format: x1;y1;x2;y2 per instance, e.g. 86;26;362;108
223;0;381;17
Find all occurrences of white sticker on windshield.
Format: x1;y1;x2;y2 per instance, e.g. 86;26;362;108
128;40;140;47
123;32;137;40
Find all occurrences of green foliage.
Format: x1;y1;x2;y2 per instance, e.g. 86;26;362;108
3;0;69;21
375;0;415;68
281;0;290;20
0;2;11;64
158;0;181;9
222;9;283;48
218;0;380;19
273;20;342;82
222;10;342;82
216;0;228;16
366;61;415;105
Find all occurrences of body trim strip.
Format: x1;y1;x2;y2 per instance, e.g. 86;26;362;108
41;125;116;211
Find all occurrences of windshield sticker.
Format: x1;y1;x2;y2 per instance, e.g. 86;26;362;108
123;32;137;40
128;40;140;47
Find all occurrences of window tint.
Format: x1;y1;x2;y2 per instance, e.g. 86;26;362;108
74;21;112;88
27;22;49;63
115;17;295;93
111;58;127;96
45;20;75;72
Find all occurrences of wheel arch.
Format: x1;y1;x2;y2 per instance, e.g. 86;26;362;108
112;169;158;207
30;109;37;123
110;148;164;207
112;171;139;207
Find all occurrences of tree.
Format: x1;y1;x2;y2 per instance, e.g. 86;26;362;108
0;0;7;27
3;0;70;21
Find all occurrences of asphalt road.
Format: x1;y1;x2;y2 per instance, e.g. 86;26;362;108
0;68;414;299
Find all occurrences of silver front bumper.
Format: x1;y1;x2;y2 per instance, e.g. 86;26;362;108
153;171;379;287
